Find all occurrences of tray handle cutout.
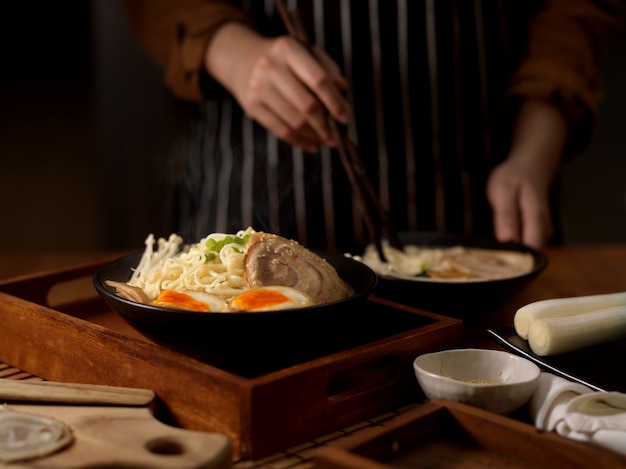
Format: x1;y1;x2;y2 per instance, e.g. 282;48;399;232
326;355;403;401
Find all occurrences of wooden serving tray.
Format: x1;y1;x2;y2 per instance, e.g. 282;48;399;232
0;260;462;460
314;399;626;468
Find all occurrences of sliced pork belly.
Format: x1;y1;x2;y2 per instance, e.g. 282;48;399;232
242;232;350;304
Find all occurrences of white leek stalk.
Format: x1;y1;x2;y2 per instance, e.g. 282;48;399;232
514;291;626;340
527;306;626;356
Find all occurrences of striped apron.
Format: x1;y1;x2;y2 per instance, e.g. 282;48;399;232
169;0;540;253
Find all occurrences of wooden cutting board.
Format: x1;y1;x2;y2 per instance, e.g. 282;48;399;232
0;380;232;468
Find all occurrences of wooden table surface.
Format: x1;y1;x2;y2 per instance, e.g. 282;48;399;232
462;243;626;340
2;243;626;340
0;251;128;281
3;243;626;291
1;245;626;468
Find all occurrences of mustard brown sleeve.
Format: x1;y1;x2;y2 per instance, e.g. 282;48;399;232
507;0;624;157
123;0;251;101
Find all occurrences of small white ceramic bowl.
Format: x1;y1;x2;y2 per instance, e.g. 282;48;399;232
413;348;540;414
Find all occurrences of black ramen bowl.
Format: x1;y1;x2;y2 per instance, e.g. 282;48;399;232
362;232;548;325
93;251;377;374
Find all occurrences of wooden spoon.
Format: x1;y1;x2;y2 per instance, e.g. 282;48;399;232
0;378;154;406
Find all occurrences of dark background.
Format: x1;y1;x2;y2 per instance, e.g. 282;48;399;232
1;1;625;253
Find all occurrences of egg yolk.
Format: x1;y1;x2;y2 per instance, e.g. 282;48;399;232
231;289;290;310
154;290;211;312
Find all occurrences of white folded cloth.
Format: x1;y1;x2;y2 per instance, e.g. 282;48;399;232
529;372;626;456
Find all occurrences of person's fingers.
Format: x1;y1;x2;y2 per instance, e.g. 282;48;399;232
262;58;336;145
236;47;323;149
225;34;349;150
487;175;522;244
521;218;550;250
260;78;324;143
282;39;350;124
519;188;553;250
487;164;553;249
313;47;349;90
241;37;342;147
252;104;320;153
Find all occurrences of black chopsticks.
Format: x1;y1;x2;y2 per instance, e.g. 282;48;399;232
275;0;403;262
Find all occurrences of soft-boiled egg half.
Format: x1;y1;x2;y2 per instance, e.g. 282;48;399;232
153;290;228;312
229;286;315;312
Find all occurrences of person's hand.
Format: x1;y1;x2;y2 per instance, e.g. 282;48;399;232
204;22;350;153
487;159;554;249
486;99;567;249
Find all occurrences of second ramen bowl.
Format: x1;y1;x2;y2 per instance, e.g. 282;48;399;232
365;232;548;325
93;251;378;375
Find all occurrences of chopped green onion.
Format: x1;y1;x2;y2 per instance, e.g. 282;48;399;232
205;233;251;259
